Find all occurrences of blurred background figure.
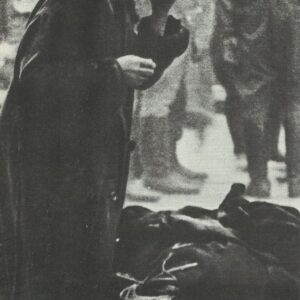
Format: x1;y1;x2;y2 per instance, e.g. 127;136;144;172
130;52;202;197
179;0;216;141
128;0;199;200
211;0;289;198
127;0;218;201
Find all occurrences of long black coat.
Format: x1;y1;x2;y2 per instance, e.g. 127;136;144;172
0;0;189;299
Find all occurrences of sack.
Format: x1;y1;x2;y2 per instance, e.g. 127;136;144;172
116;184;300;300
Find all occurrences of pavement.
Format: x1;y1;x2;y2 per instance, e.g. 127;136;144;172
126;114;300;211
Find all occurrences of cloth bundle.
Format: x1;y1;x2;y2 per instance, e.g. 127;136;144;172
115;184;300;300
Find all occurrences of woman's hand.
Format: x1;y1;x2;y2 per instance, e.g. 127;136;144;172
117;55;156;88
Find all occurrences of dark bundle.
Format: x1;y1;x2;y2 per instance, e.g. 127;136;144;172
115;184;300;300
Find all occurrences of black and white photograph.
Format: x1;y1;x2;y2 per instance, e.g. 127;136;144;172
0;0;299;299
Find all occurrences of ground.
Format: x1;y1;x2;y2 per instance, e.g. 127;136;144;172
126;114;300;211
0;89;299;212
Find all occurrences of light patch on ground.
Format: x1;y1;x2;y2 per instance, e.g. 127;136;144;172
126;114;300;211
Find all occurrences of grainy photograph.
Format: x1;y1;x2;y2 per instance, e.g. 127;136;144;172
0;0;299;299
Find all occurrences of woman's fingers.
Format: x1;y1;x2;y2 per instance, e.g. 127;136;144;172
138;67;155;77
139;59;156;70
116;55;157;88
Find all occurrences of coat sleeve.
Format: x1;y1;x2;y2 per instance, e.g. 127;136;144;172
136;15;190;89
16;3;127;120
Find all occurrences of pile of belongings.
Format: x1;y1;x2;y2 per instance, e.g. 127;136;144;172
115;184;300;300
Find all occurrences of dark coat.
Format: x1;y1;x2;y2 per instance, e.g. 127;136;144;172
0;0;189;298
287;1;300;100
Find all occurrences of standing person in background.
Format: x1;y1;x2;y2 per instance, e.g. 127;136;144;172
211;0;289;198
181;0;216;140
131;52;202;195
211;0;285;168
0;0;189;299
128;0;214;197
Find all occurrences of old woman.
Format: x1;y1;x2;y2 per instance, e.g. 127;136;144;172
0;0;189;298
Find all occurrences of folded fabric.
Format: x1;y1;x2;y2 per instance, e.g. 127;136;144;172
115;184;300;300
